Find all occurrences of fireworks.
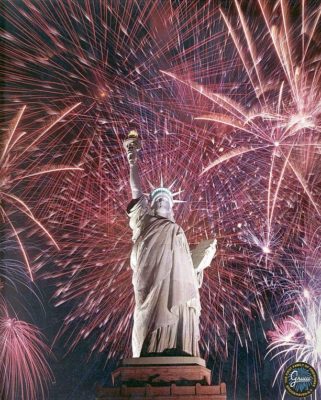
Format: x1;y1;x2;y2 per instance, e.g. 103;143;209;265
266;219;321;393
1;0;264;359
0;103;82;280
1;0;321;398
0;100;83;399
267;298;321;398
0;297;53;400
161;0;321;255
44;133;260;359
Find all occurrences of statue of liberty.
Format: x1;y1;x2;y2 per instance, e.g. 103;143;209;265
124;131;217;358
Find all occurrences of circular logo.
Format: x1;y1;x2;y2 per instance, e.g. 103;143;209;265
284;362;318;397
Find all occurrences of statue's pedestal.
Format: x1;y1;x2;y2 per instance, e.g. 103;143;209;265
96;357;226;399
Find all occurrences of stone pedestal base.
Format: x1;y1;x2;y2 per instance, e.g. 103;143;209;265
96;357;226;399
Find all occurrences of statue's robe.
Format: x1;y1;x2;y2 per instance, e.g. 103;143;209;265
127;196;202;357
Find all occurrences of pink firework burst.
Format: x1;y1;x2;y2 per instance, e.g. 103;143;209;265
160;0;321;265
0;297;54;400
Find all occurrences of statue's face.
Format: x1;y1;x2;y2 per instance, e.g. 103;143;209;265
152;195;173;218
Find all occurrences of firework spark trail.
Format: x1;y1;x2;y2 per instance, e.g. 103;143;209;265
0;297;53;400
0;104;82;280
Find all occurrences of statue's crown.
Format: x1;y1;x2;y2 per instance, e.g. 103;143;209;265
148;177;185;206
150;187;173;206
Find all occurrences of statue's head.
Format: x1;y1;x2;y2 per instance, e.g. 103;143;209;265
150;187;174;219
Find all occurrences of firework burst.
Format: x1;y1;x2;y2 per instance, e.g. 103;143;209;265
160;0;321;256
0;297;53;400
0;104;82;280
267;298;321;399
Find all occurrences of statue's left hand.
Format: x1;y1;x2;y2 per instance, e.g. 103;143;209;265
204;238;217;265
195;238;217;272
